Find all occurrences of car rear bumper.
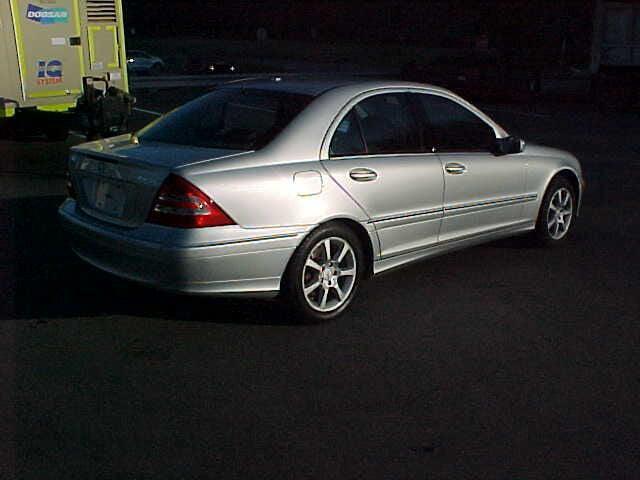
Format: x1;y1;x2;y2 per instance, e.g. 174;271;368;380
58;199;306;295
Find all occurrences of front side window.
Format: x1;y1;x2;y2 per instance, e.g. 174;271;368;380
356;93;421;155
417;94;496;152
138;88;313;150
330;93;421;157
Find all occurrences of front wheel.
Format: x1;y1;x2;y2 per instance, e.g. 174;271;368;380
283;224;364;323
534;177;576;245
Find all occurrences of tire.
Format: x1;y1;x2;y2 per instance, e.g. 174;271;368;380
282;223;365;323
534;176;576;246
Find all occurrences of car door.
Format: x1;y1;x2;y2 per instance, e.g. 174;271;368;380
415;93;527;243
321;91;444;258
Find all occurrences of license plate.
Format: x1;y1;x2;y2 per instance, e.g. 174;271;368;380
91;180;126;217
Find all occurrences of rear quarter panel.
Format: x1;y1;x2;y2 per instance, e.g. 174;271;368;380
179;159;370;229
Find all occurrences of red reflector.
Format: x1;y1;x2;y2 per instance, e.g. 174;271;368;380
147;174;235;228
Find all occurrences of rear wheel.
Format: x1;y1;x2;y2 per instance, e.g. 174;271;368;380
534;177;576;245
283;224;364;323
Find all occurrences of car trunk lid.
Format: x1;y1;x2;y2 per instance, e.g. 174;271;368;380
69;135;247;227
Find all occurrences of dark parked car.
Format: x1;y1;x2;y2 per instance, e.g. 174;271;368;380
126;50;165;76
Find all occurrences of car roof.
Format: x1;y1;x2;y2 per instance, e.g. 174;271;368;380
175;77;508;174
220;77;358;96
220;77;449;97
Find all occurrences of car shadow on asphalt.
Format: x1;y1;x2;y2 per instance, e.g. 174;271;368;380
2;195;295;325
3;195;571;325
487;234;540;249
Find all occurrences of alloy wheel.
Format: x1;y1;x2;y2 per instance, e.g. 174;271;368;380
547;187;573;240
301;236;357;312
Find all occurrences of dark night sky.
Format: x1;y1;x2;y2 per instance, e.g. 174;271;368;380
122;1;598;66
123;1;592;42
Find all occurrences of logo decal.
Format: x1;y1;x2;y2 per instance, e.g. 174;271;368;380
37;60;63;85
26;3;69;24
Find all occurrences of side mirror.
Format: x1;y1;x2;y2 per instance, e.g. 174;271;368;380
493;136;525;156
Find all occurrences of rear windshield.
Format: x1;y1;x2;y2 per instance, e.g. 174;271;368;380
137;88;314;150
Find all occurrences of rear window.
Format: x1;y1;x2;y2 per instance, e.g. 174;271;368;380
137;88;314;150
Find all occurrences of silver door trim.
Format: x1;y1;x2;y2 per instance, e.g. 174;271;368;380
444;193;538;217
374;219;535;273
369;206;443;224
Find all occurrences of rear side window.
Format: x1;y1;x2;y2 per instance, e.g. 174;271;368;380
329;110;366;157
138;88;313;150
417;94;496;152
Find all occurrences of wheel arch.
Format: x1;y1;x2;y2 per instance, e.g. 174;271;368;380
284;217;377;284
542;168;583;217
326;218;376;278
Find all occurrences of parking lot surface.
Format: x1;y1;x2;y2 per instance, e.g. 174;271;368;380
1;90;639;479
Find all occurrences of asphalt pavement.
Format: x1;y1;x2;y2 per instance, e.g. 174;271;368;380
1;90;639;479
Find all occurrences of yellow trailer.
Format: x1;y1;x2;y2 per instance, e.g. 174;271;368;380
0;0;132;139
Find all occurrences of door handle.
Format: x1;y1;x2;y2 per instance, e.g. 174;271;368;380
349;168;378;182
445;163;467;175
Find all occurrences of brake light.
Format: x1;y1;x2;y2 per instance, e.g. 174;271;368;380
147;174;235;228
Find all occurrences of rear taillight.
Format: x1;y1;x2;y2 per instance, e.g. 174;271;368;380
147;174;235;228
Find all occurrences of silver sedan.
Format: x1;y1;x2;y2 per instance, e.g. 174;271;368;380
59;79;584;322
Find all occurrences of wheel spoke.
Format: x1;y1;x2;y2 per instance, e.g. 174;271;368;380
304;281;321;296
339;268;355;277
337;243;349;263
548;218;556;228
324;239;332;261
334;283;344;300
305;259;322;271
320;288;329;309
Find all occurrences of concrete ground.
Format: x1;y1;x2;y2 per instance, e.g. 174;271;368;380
1;89;639;479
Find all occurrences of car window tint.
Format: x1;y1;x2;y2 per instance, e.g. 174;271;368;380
329;110;365;157
417;94;495;152
137;88;313;150
354;93;421;155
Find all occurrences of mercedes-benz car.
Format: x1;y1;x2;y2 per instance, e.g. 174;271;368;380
59;79;584;322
